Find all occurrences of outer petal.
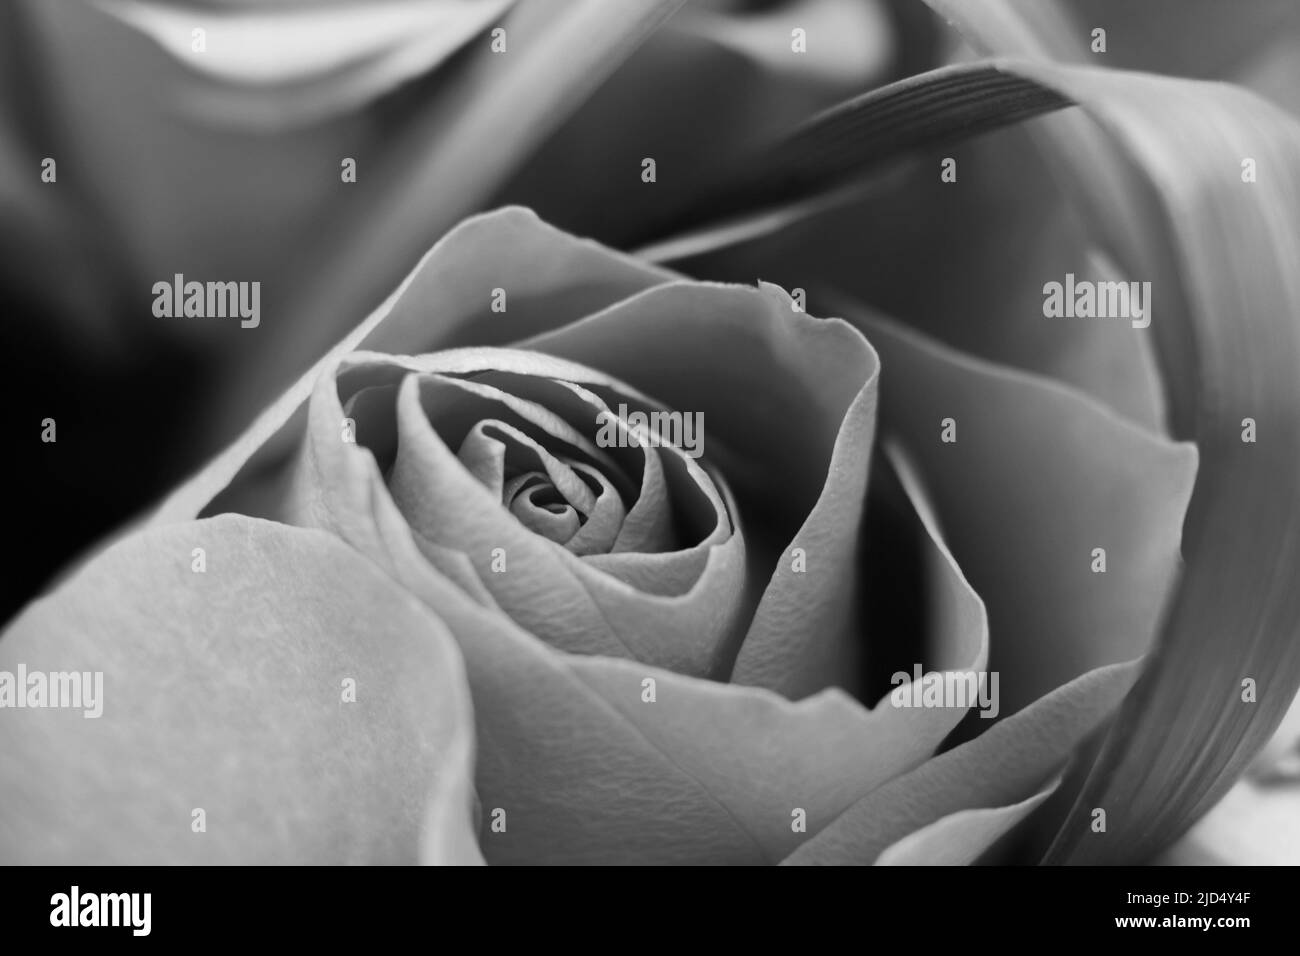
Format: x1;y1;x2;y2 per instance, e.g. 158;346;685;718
873;782;1057;866
782;663;1137;864
854;308;1196;716
0;515;480;865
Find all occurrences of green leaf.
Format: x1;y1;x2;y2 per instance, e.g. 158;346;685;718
0;515;481;864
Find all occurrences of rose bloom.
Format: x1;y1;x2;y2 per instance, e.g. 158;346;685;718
0;208;1194;864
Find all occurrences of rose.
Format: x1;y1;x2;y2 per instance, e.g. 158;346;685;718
0;207;1195;864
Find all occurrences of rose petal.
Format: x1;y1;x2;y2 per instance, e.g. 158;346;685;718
860;444;989;694
782;662;1137;864
412;371;676;555
873;780;1058;866
0;515;480;864
855;309;1196;716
